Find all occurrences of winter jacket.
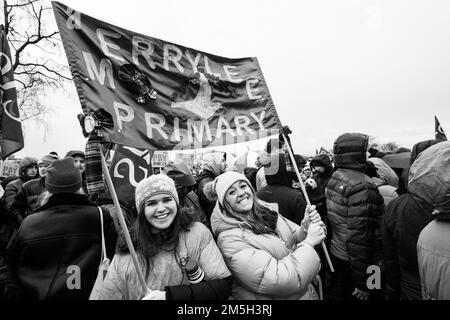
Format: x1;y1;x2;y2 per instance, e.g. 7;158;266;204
417;212;450;300
397;140;441;195
96;222;232;300
10;177;46;226
181;190;209;228
3;178;28;215
211;200;321;300
308;154;334;219
325;133;385;291
1;178;26;255
6;193;118;300
256;154;306;225
382;141;450;300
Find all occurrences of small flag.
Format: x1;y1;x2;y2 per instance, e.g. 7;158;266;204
435;115;447;141
0;25;24;160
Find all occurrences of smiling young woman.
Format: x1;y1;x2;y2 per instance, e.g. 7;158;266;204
94;174;232;300
205;171;326;300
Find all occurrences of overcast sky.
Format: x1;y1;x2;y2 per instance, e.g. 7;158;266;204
13;0;450;160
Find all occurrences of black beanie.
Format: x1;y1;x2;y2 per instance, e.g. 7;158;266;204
45;158;82;194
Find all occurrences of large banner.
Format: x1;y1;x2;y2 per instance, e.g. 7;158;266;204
52;2;282;151
0;25;24;160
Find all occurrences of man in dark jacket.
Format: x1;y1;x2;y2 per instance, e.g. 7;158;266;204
326;133;384;300
382;139;443;300
0;157;38;258
256;153;306;225
164;162;208;228
4;157;117;300
9;154;58;226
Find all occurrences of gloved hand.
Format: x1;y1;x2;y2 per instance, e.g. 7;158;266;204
305;178;317;190
280;125;292;136
141;289;166;300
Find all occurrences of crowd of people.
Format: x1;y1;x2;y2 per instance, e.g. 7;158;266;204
0;130;448;301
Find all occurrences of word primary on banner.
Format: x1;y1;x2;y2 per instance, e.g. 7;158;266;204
52;2;282;151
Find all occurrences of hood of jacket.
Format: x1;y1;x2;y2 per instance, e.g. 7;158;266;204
309;154;333;176
408;141;450;214
369;157;399;188
333;133;377;177
410;139;441;166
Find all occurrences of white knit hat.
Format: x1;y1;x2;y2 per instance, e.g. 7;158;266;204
214;171;252;206
135;174;179;212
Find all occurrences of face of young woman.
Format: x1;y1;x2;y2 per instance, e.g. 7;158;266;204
25;166;37;178
144;194;177;233
224;181;254;214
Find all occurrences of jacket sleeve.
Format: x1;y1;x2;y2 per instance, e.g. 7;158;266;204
165;223;232;300
2;184;18;217
217;232;320;297
382;200;401;299
291;193;306;225
165;276;233;300
9;187;27;227
4;226;25;299
346;183;384;291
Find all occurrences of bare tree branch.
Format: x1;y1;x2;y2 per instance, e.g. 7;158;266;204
4;0;71;125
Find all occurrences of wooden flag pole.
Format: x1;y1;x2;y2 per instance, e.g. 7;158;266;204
281;133;335;272
100;150;150;294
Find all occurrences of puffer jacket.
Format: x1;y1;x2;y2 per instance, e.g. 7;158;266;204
10;177;46;226
382;141;450;300
369;157;399;206
96;222;232;300
6;193;117;299
417;213;450;300
326;133;385;291
211;200;321;300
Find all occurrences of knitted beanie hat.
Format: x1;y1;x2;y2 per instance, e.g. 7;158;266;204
135;174;179;213
45;157;82;194
204;171;251;206
39;154;59;166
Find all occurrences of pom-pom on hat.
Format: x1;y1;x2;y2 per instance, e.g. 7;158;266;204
45;157;82;194
204;171;252;206
135;174;179;213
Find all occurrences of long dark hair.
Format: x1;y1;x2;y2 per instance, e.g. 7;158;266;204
222;182;278;235
117;204;194;279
